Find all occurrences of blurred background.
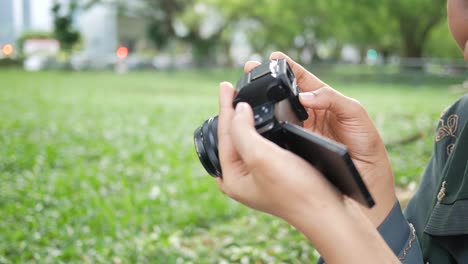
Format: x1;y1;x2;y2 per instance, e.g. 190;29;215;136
0;0;467;263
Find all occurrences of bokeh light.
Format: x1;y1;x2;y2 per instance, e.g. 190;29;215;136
367;49;378;61
116;46;129;59
2;44;14;56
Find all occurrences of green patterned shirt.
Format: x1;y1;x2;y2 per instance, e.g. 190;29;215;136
405;94;468;263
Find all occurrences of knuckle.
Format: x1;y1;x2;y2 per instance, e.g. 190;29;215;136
347;97;365;114
320;86;361;106
321;85;337;95
313;85;335;98
313;86;335;101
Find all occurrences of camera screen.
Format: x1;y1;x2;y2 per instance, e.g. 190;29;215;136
280;123;375;208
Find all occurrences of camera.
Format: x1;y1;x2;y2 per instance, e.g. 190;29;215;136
194;59;374;207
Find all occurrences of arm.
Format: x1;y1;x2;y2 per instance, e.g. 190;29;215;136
291;196;402;264
256;52;422;262
246;52;397;227
317;201;423;264
215;83;400;263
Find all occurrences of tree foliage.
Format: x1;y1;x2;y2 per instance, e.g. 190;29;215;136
425;21;462;59
51;1;81;53
142;0;190;49
131;0;451;60
202;0;447;59
385;0;447;57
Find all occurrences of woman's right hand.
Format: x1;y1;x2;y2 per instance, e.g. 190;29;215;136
244;52;397;227
215;82;401;264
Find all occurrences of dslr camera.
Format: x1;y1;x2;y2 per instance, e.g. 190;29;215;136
194;59;374;207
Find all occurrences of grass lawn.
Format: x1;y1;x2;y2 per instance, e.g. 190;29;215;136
0;68;464;263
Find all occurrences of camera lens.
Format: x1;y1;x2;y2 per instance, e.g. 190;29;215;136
193;116;221;177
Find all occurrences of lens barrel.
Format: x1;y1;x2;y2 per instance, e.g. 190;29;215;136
193;116;221;177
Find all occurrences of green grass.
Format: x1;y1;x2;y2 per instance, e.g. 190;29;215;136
0;68;464;263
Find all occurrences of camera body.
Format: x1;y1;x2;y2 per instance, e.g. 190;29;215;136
194;59;375;207
194;59;308;177
234;59;309;139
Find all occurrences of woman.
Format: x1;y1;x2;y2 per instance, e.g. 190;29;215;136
214;0;468;263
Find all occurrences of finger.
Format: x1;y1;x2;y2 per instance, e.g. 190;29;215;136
244;61;261;73
270;51;326;91
230;102;277;169
218;82;237;164
218;82;235;138
230;102;331;192
231;102;257;156
298;86;365;120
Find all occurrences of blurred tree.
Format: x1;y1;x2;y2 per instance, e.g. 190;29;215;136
207;0;447;61
213;0;394;61
323;0;398;62
321;0;446;59
139;0;228;66
386;0;447;58
205;0;328;62
84;0;452;66
178;2;227;66
425;20;462;59
51;1;81;53
142;0;189;49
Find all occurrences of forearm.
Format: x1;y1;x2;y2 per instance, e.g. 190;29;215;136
288;197;400;264
315;201;424;264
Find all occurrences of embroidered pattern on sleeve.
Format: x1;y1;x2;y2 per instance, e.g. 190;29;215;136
435;114;459;155
398;223;417;261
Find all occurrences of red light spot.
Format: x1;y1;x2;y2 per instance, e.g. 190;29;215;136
2;44;14;56
116;46;128;59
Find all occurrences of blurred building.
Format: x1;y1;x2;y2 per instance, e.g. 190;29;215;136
78;4;118;58
0;0;147;59
0;0;15;45
0;0;54;46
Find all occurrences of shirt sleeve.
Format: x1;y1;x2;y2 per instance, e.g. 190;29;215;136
378;201;423;263
317;201;423;264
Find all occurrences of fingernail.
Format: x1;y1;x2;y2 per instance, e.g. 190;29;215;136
236;102;245;113
220;82;233;89
299;92;316;101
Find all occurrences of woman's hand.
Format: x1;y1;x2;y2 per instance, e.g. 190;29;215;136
215;82;343;220
243;52;396;227
215;82;400;264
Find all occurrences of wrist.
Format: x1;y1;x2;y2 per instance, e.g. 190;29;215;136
288;197;399;263
360;161;397;227
361;185;397;227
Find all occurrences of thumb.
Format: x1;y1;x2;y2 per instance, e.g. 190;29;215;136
299;86;364;120
231;102;270;167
